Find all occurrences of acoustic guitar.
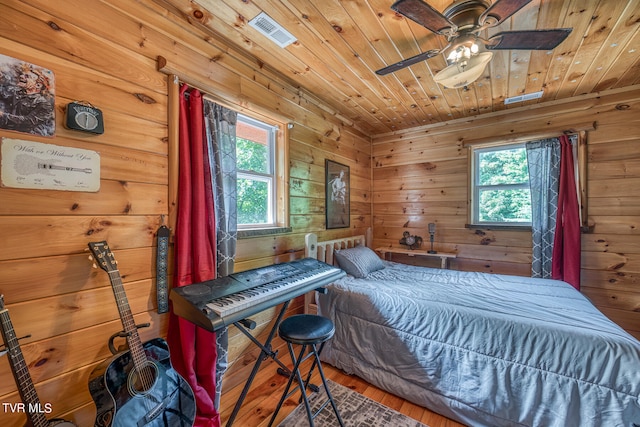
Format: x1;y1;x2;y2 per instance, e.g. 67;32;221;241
0;295;77;427
87;241;195;427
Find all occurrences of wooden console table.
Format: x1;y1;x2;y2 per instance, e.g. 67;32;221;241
375;247;457;269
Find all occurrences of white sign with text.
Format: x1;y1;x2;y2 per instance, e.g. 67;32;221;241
1;138;100;192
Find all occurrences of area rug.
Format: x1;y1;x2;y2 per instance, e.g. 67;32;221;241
277;379;429;427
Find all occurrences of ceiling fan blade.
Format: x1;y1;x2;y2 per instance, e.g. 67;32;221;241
376;49;441;75
479;0;532;27
391;0;454;34
486;29;572;50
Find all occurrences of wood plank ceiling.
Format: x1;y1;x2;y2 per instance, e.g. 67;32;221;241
154;0;640;135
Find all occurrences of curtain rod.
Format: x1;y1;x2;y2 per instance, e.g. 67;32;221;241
462;121;596;148
157;55;295;126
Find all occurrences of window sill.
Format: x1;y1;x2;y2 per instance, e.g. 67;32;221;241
465;224;532;232
238;227;292;239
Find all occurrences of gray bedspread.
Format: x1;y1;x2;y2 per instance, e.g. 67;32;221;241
317;261;640;427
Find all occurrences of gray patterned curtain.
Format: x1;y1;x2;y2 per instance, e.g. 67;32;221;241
526;138;561;278
526;135;578;278
204;100;238;277
203;99;238;409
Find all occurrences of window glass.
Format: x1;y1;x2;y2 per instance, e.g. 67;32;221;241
236;114;276;228
237;176;270;224
477;147;529;185
472;144;532;226
478;188;531;223
236;127;270;174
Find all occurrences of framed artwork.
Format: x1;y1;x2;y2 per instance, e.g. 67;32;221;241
325;159;350;229
0;54;55;137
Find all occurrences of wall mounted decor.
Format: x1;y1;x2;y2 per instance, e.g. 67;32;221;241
0;54;55;137
65;101;104;134
325;159;350;229
1;138;100;192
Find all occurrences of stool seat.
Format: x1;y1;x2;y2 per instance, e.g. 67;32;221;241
279;314;335;345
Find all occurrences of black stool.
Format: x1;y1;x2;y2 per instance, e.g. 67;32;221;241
268;314;344;427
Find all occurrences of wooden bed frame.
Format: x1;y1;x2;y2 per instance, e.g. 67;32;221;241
303;228;372;313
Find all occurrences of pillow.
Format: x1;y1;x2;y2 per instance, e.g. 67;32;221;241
334;245;384;278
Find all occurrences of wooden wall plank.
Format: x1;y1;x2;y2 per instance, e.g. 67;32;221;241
0;247;162;302
0;181;167;215
589;197;640;216
2;279;157;343
0;216;160;260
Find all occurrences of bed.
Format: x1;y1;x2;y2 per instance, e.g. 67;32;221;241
304;232;640;427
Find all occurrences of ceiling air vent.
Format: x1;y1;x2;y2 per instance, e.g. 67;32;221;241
249;12;297;48
504;90;544;105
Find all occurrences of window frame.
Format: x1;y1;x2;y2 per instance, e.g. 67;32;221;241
463;128;590;232
469;142;532;228
232;112;290;236
236;113;277;229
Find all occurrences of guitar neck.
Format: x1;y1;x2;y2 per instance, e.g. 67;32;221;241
0;301;48;427
107;270;146;364
88;242;147;370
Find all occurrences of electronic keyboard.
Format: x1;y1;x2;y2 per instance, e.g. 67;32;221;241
169;258;345;331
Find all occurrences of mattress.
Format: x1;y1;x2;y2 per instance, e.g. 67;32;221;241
317;261;640;427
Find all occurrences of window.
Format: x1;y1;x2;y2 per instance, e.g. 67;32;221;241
236;114;280;229
470;144;532;226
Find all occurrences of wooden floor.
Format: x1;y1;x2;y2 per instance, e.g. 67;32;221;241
219;356;466;427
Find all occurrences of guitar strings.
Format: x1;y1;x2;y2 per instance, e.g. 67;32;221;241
1;310;49;427
108;268;158;419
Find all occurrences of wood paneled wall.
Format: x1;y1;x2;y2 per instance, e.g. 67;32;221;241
0;1;370;425
372;85;640;339
0;0;638;426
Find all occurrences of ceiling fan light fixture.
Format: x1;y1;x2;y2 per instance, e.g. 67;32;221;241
445;34;481;64
377;0;573;83
434;51;493;88
447;44;474;63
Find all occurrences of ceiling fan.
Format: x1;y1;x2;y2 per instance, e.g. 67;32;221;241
377;0;572;88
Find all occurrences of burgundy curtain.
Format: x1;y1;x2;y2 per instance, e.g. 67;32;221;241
167;85;221;427
551;134;581;290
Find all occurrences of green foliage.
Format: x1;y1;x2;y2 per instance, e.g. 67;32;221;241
477;146;532;223
479;189;532;222
478;147;528;185
237;178;268;224
236;137;270;224
237;137;268;173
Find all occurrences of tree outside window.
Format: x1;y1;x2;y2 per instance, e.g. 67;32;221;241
236;115;276;228
471;144;532;226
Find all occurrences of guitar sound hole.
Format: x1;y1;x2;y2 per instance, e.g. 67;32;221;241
128;361;158;396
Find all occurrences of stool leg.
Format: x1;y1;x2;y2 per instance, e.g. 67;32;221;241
267;343;312;427
301;341;327;392
291;344;316;426
312;343;345;427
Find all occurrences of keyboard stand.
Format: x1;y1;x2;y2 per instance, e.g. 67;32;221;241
226;299;292;427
